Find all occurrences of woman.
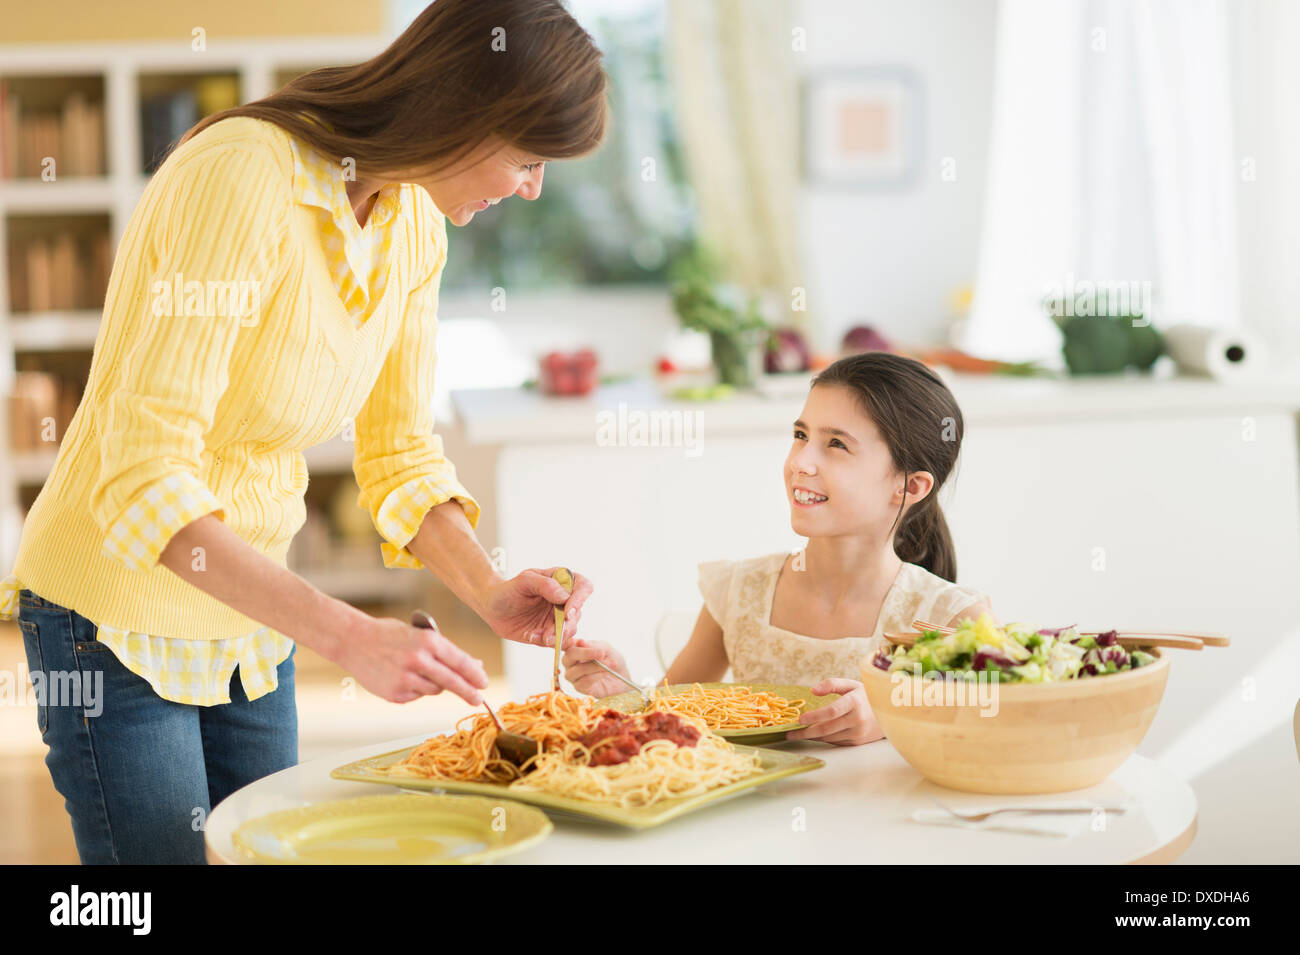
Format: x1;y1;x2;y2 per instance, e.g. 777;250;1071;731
0;0;606;864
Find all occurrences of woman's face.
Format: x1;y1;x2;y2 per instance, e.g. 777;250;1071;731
402;135;547;226
785;383;933;541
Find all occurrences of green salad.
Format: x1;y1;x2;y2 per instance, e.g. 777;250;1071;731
871;614;1157;683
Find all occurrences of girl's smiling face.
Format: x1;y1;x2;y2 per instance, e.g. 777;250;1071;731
786;383;934;539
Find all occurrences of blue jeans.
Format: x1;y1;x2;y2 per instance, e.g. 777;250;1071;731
16;588;298;864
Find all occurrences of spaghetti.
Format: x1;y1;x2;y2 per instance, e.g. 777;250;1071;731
375;691;761;808
514;728;759;809
377;691;592;784
647;683;807;729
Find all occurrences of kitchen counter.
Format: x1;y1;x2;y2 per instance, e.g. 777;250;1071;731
450;371;1300;444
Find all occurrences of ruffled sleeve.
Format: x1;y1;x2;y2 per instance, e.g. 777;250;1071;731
934;584;993;626
696;559;736;627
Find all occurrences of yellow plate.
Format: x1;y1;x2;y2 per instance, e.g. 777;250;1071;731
597;682;840;745
231;793;552;865
331;743;824;830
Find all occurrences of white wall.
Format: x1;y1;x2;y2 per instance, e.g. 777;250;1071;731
796;0;998;353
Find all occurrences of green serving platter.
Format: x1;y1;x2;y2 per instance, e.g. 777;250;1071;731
596;682;840;746
331;741;823;830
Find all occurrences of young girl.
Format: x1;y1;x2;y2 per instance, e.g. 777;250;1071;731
563;351;994;745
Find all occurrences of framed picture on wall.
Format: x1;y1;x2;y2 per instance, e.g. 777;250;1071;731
802;68;921;187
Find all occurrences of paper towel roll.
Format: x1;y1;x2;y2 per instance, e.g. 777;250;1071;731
1163;324;1262;379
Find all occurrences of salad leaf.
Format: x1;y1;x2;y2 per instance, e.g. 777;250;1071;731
882;614;1156;684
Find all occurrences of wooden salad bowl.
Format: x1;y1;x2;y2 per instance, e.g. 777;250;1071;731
860;649;1171;794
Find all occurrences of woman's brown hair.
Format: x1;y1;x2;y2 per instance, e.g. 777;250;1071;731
179;0;608;176
812;352;964;582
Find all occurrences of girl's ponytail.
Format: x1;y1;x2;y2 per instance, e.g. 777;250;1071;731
892;495;957;583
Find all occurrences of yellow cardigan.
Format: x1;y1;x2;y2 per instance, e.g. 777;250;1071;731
2;117;479;697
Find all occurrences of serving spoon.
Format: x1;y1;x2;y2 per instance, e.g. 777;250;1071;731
409;610;538;765
551;567;574;691
547;568;654;710
587;658;656;712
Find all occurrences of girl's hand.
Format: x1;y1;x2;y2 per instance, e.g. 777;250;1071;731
785;678;884;746
336;614;489;705
480;567;593;648
562;639;634;698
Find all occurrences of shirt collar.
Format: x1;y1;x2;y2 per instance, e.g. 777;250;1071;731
287;130;403;230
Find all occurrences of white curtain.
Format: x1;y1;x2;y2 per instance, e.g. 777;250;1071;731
666;0;806;327
964;0;1241;362
1233;0;1300;366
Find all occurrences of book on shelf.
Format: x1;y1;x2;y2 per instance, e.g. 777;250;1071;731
24;238;52;313
8;230;111;313
50;233;81;309
0;81;17;179
60;91;105;177
140;76;240;174
141;87;196;174
7;358;87;452
0;79;106;179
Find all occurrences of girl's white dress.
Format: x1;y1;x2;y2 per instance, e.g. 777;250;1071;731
698;552;990;685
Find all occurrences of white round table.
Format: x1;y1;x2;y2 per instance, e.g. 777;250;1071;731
206;735;1197;864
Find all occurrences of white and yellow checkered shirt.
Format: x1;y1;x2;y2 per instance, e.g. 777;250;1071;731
0;130;475;705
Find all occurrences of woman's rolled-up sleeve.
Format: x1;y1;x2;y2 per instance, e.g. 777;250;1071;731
89;140;286;573
353;246;480;570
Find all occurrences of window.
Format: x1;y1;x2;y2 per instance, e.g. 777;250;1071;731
392;0;695;293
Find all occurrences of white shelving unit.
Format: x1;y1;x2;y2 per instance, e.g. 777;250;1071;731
0;36;428;604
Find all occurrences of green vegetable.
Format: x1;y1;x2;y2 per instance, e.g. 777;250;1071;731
669;384;734;402
1125;321;1164;370
1044;298;1166;376
669;244;768;388
883;615;1158;683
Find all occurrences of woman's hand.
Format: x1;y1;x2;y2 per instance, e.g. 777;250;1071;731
562;639;634;698
784;678;884;746
479;567;593;647
335;613;489;705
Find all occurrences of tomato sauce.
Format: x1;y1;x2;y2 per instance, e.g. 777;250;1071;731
578;709;701;766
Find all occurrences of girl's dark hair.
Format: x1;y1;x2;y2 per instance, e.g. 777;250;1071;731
812;352;964;582
180;0;608;177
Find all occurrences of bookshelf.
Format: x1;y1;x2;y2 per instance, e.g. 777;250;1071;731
0;36;428;604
